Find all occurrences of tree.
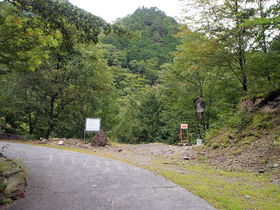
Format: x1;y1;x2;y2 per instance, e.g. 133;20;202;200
113;88;163;144
5;0;134;48
0;0;134;139
244;0;280;52
101;44;127;68
159;26;244;143
181;0;279;93
243;1;280;91
1;0;134;74
137;89;163;142
0;2;51;73
8;44;114;139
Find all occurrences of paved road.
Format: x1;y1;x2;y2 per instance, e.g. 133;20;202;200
0;142;216;210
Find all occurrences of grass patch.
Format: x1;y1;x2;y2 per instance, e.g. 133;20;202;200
158;164;280;210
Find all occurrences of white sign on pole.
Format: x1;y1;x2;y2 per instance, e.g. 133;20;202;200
181;124;188;129
85;118;101;132
196;139;202;146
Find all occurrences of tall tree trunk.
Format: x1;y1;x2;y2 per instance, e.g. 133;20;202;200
45;95;56;139
242;75;247;92
235;0;247;92
28;112;34;135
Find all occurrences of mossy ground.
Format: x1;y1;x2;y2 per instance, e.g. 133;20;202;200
0;156;26;206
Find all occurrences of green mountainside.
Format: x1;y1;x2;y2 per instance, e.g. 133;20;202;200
102;7;179;66
100;7;180;90
0;1;279;146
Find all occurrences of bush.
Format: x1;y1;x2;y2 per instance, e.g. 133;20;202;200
228;111;253;130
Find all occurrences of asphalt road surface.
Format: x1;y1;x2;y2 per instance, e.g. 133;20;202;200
0;142;216;210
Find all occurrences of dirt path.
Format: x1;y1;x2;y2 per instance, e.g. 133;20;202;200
35;138;280;178
37;139;199;168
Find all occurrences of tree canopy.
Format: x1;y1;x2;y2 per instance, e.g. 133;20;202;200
0;1;279;144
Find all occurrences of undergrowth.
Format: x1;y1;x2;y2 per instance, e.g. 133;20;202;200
205;111;280;149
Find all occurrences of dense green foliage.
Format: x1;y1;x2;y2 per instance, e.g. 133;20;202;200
0;0;279;144
0;0;127;139
102;7;179;65
101;7;180;87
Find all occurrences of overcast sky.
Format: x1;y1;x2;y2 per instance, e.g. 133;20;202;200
69;0;184;23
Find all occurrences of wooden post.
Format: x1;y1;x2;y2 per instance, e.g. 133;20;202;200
180;129;183;143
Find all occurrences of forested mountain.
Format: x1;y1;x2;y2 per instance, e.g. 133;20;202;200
102;7;179;65
97;7;181;143
0;0;279;146
101;7;180;88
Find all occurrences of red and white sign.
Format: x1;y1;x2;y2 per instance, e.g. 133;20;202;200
181;124;188;129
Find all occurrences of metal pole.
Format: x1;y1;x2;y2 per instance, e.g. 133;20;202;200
84;130;86;143
187;127;189;144
84;117;87;143
200;112;203;139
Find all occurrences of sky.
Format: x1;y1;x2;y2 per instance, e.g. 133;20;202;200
69;0;184;23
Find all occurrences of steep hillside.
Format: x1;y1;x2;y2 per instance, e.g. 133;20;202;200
99;7;180;98
101;7;180;68
199;90;280;176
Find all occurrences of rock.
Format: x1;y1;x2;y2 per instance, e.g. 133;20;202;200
0;157;26;201
79;144;91;149
91;129;107;147
240;90;280;113
58;141;64;146
259;169;265;173
272;163;279;168
183;156;190;160
39;139;47;144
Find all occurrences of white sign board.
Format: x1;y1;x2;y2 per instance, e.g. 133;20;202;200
181;124;188;129
85;118;101;132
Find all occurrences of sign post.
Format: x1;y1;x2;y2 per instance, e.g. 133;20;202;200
180;124;189;144
84;118;101;142
194;97;206;146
